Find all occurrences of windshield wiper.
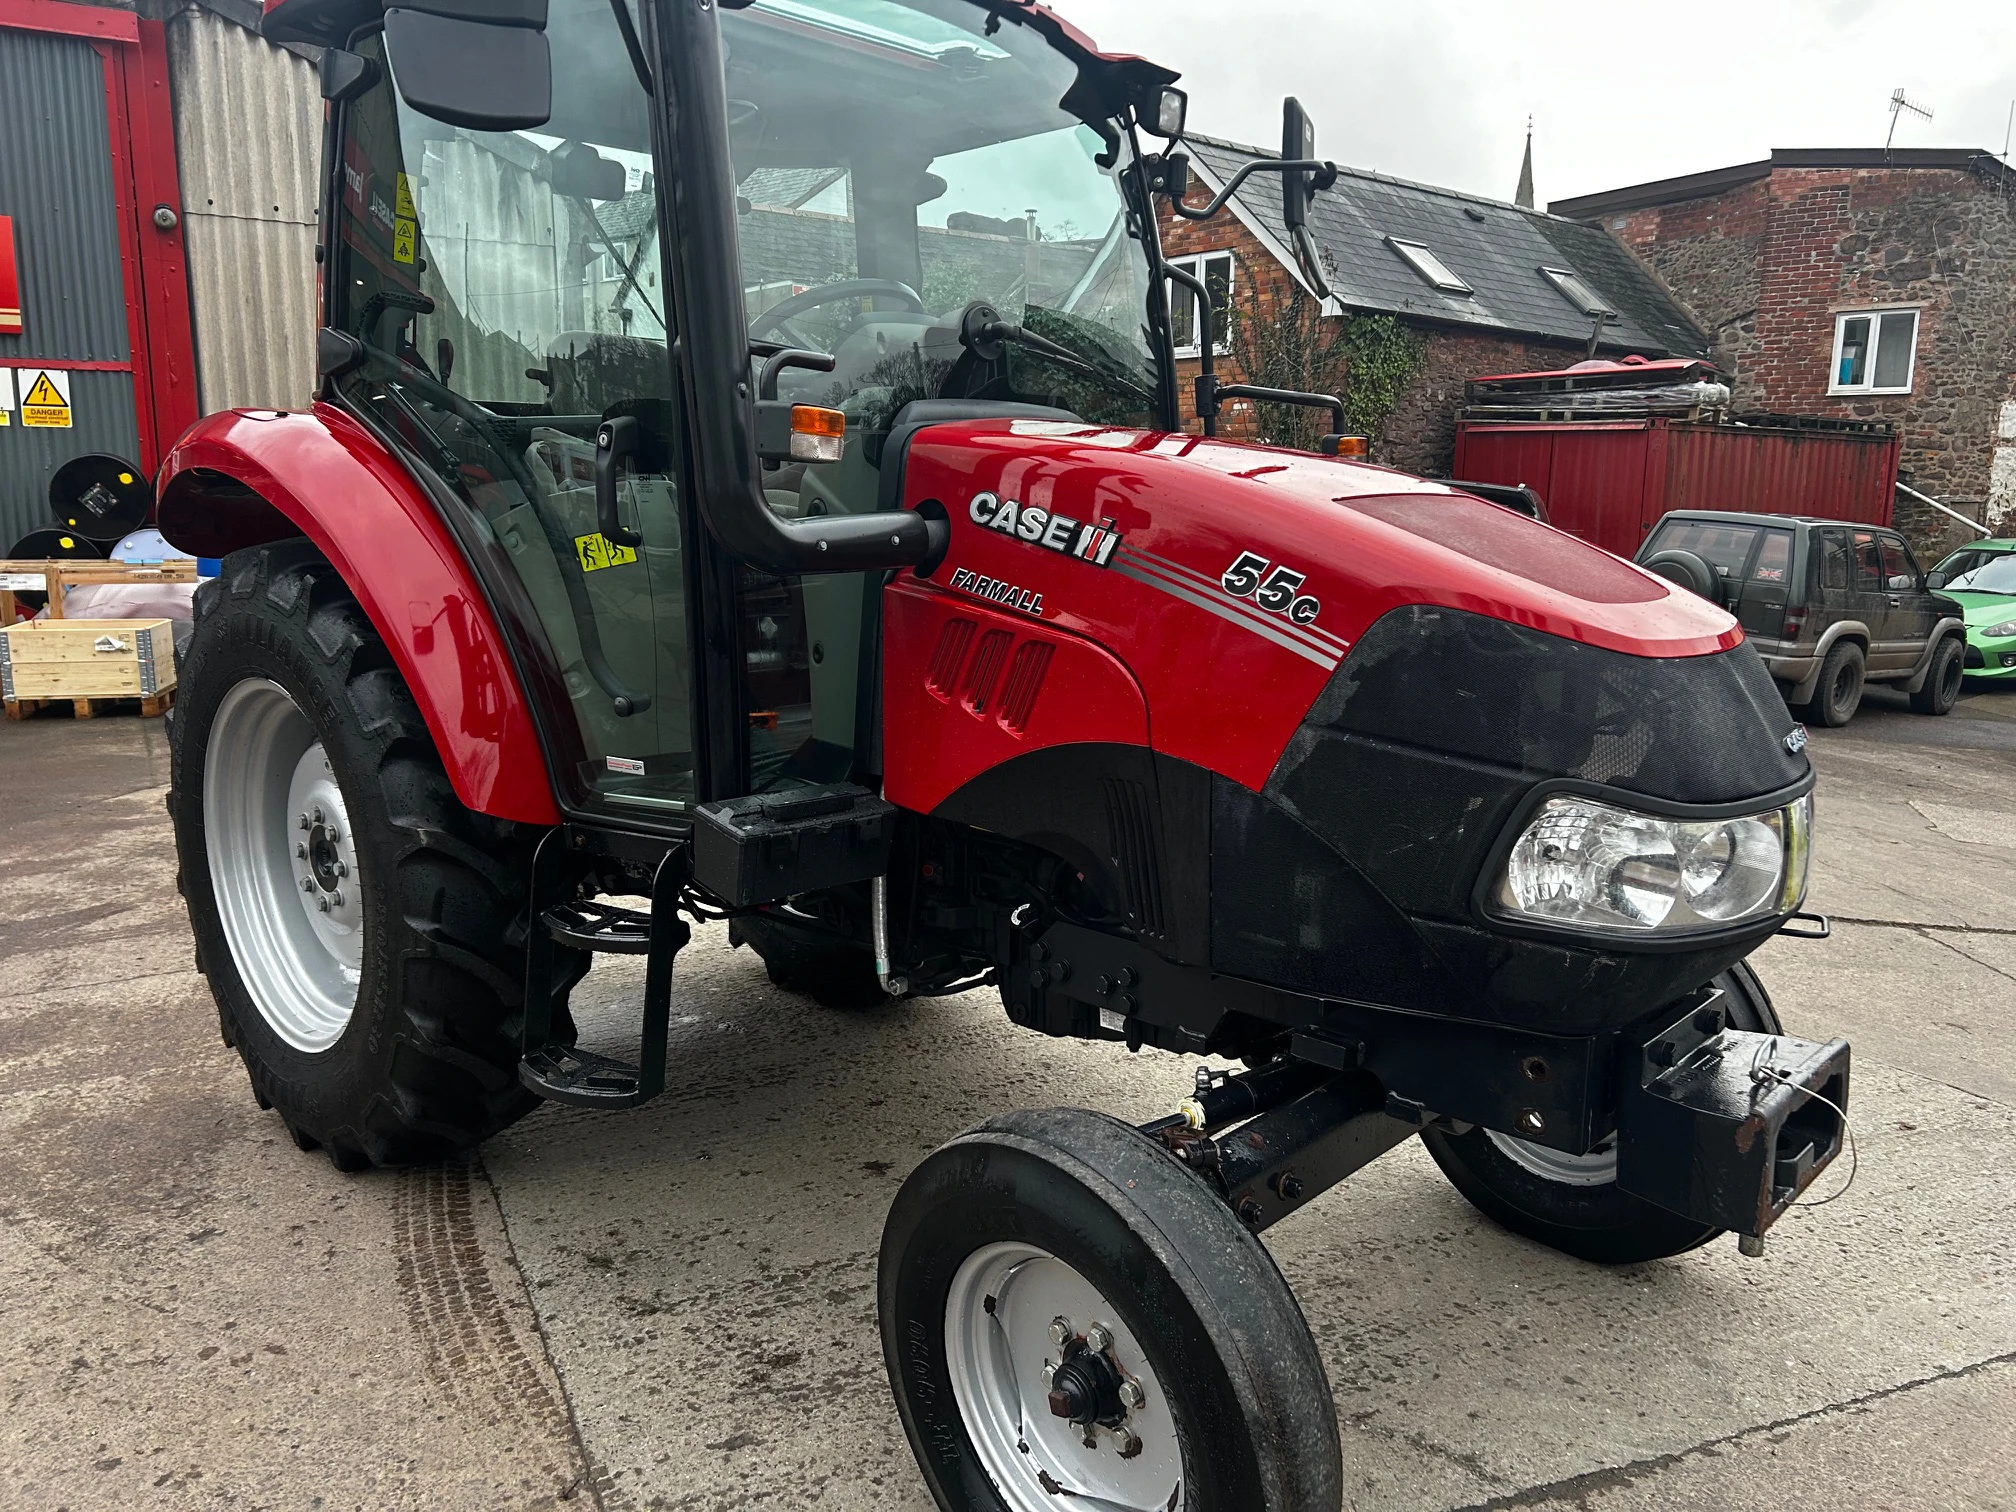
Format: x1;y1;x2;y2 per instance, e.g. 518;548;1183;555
955;301;1154;406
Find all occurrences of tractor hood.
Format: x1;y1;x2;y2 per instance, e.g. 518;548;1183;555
896;418;1752;798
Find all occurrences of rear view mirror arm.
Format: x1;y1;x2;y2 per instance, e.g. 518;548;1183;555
1164;156;1338;222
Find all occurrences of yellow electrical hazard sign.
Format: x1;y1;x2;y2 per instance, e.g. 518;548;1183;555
574;531;639;573
19;369;71;428
392;218;416;265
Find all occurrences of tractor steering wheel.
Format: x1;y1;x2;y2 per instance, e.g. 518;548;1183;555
747;278;927;350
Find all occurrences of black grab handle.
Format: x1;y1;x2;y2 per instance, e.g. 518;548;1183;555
595;416;643;548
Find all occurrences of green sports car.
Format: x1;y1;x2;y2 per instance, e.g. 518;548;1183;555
1932;539;2016;678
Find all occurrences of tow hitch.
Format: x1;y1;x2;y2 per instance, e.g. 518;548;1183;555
1616;1000;1850;1244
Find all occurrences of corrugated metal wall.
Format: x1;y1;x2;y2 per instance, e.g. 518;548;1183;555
0;27;143;552
1453;419;1901;557
165;8;321;414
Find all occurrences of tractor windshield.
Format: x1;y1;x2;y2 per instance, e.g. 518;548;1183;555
722;0;1161;436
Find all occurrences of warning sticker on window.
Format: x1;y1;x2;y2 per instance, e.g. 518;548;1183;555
574;531;639;573
392;218;417;265
605;755;646;775
19;368;70;428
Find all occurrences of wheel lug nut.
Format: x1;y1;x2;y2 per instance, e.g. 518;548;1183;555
1117;1431;1143;1460
296;843;307;859
335;860;348;877
1048;1317;1072;1346
1118;1378;1145;1409
312;806;325;825
315;897;330;913
302;878;315;893
1084;1323;1112;1353
1041;1361;1057;1387
331;890;344;908
298;812;310;831
326;824;340;842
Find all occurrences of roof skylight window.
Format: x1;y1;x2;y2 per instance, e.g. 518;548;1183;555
1387;237;1471;294
1541;266;1615;317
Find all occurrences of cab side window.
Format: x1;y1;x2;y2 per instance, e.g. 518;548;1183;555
1749;529;1793;584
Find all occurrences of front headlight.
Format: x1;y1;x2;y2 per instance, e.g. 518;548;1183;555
1981;619;2016;639
1492;792;1811;936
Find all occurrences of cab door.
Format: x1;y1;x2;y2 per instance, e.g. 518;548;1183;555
325;7;695;816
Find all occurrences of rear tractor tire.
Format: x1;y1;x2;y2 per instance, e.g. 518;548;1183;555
881;1108;1341;1512
1420;962;1781;1265
169;540;584;1170
733;906;888;1009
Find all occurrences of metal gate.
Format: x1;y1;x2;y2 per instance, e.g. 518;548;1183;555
0;3;195;553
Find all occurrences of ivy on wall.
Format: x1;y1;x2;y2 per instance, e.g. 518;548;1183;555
1224;290;1424;452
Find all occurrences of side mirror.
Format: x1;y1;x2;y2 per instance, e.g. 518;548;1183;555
1926;572;1947;590
382;1;551;132
1281;96;1317;234
550;141;626;202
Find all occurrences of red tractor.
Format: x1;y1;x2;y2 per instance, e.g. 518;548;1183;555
160;1;1848;1506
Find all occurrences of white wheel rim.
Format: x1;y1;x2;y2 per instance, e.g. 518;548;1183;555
1486;1130;1618;1187
204;678;363;1051
944;1241;1183;1512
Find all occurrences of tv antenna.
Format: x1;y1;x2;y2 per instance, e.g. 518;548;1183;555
1885;88;1933;156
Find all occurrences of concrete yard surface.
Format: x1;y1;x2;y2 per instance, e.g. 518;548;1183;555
3;678;2014;1510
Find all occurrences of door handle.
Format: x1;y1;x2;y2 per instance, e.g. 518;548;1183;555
595;417;644;548
1886;594;1902;606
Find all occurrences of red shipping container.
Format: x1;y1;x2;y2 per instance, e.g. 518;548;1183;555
1451;418;1899;558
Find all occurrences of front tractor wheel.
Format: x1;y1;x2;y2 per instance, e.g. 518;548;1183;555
1420;963;1782;1265
881;1108;1341;1512
170;541;581;1170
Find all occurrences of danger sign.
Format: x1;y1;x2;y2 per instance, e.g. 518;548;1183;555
19;368;71;428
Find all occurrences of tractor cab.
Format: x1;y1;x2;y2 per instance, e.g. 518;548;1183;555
305;0;1171;816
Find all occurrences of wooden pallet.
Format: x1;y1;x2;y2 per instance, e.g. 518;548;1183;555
0;558;200;623
3;686;175;721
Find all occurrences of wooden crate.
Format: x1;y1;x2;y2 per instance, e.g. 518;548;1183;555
1;618;177;718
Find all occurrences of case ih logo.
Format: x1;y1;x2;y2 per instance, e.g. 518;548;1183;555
967;491;1122;566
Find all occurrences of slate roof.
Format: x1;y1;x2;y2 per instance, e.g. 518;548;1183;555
1181;134;1709;359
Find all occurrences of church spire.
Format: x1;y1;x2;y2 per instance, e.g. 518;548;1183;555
1514;117;1535;209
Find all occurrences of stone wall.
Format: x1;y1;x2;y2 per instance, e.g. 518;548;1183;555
1602;164;2016;551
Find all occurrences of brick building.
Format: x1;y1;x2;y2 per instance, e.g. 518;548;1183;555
1551;149;2016;548
1156;134;1710;473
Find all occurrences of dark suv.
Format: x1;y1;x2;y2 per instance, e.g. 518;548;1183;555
1636;510;1967;725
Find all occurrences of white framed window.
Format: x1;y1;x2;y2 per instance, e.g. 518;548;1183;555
1829;307;1919;394
1167;250;1234;359
1387;236;1471;294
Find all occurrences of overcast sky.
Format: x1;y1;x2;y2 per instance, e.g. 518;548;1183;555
1062;0;2016;208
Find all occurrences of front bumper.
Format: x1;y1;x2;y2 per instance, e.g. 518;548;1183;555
1964;634;2016;676
1617;997;1849;1238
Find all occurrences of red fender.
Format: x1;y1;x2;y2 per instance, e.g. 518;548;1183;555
158;405;561;825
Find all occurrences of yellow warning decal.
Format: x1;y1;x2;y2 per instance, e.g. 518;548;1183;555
574;531;639;573
21;369;71;428
392;217;417;265
395;173;416;220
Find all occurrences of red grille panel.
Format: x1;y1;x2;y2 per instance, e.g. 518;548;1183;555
926;617;976;701
997;639;1054;736
961;628;1013;715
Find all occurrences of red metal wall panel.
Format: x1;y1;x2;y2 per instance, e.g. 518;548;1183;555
1453;419;1899;558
